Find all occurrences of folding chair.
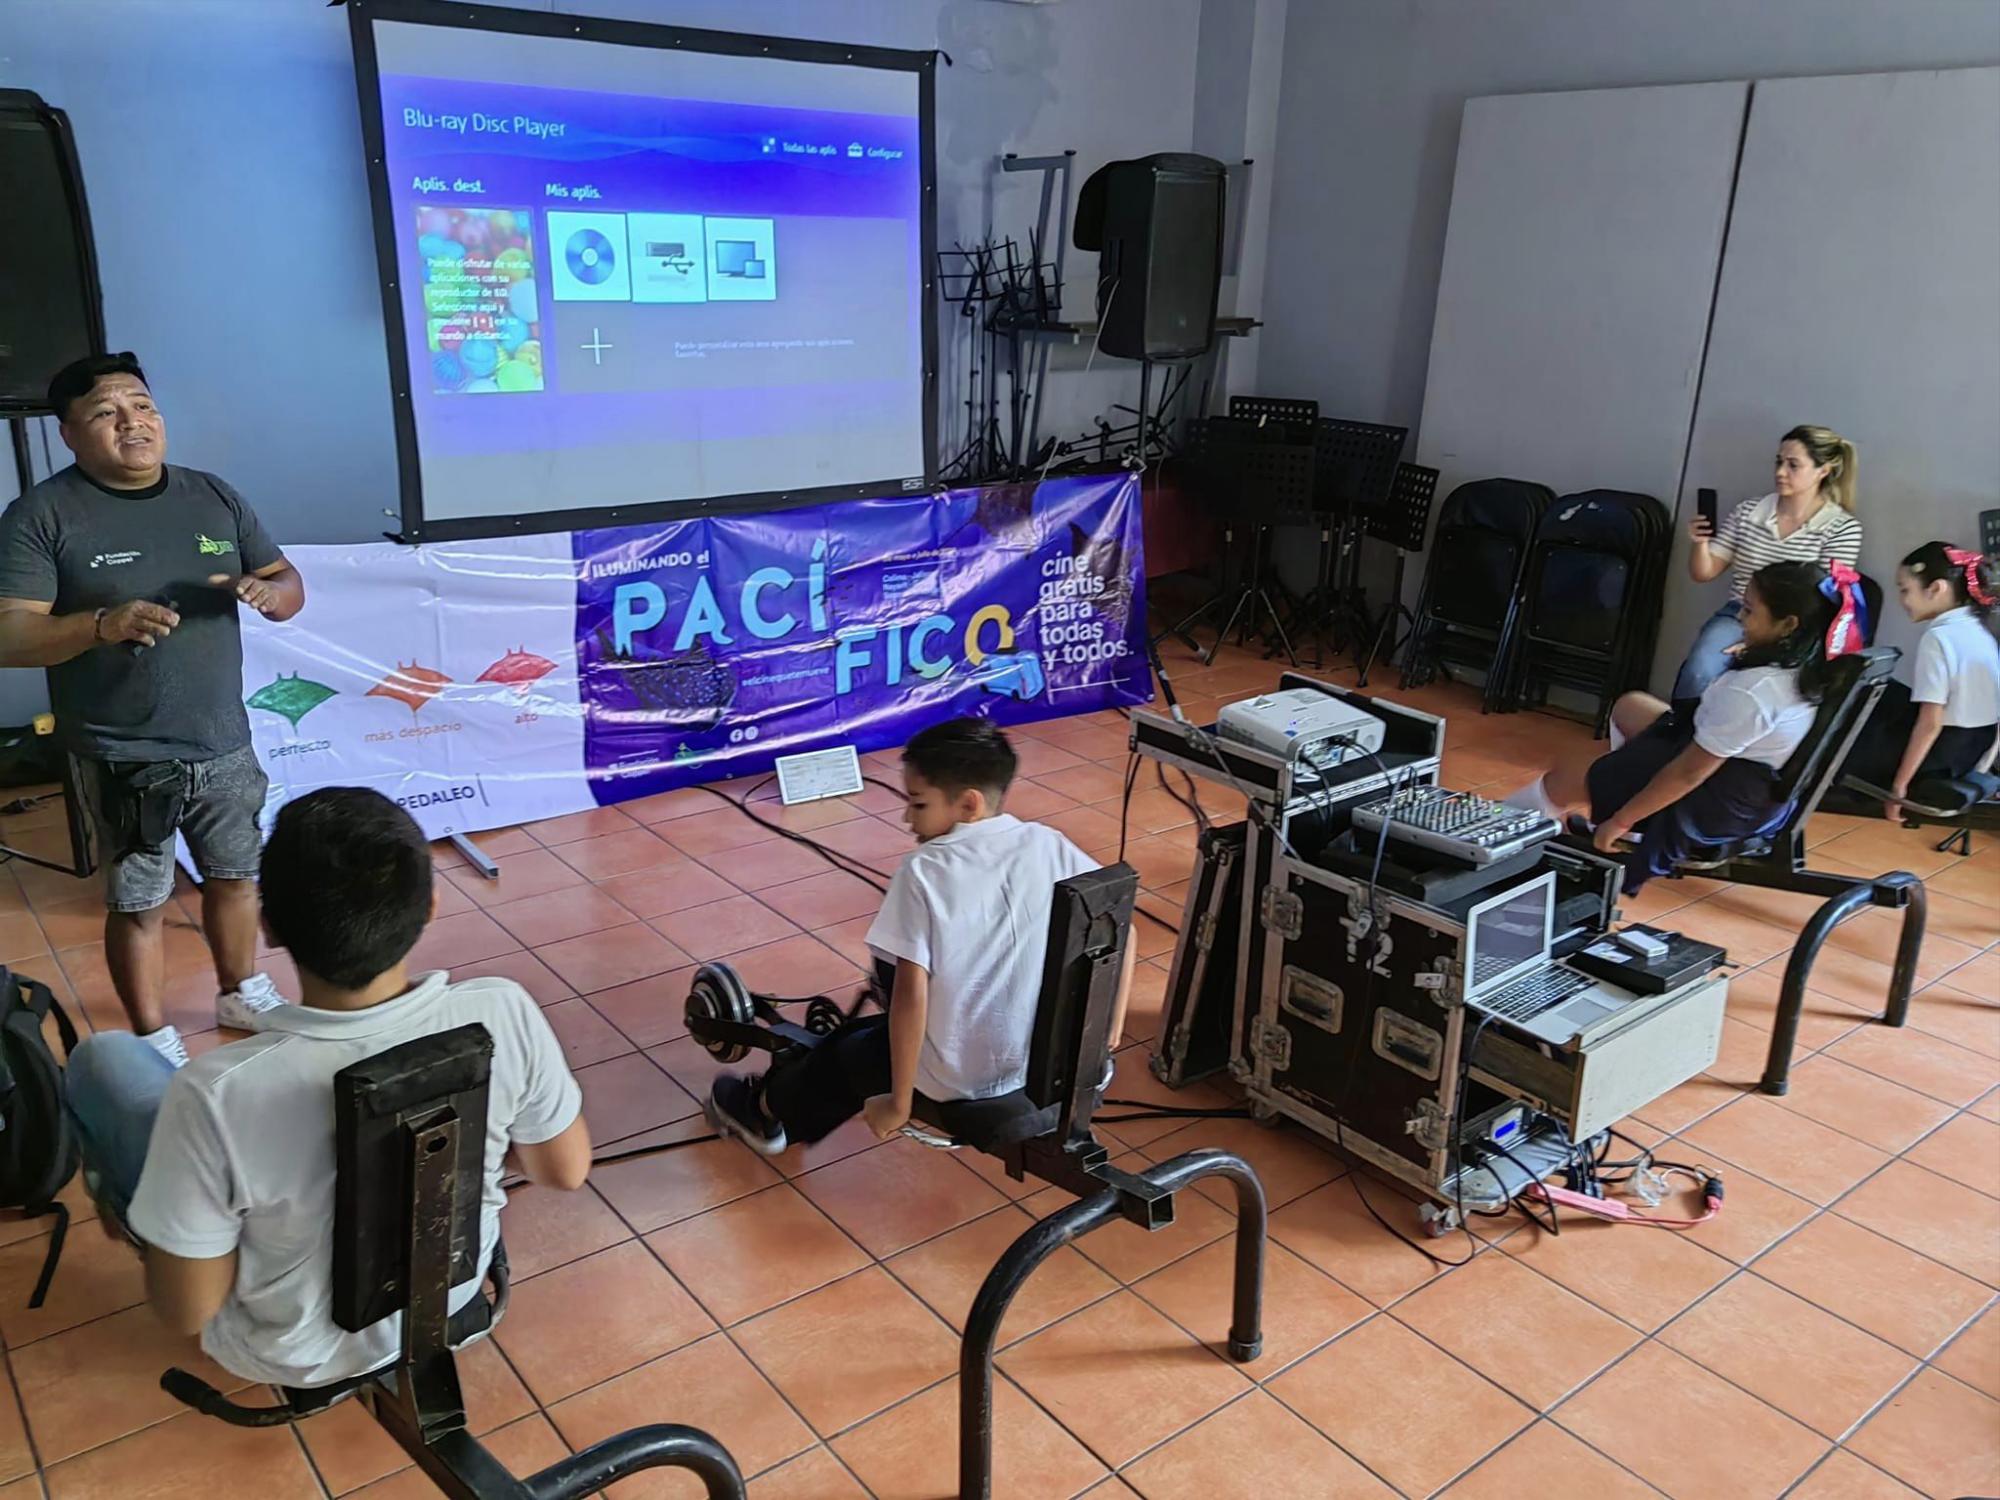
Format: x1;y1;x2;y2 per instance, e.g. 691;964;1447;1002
1400;478;1553;694
1489;488;1671;731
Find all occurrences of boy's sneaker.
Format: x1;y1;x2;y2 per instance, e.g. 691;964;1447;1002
707;1074;787;1157
217;973;288;1032
81;1165;144;1249
139;1024;191;1070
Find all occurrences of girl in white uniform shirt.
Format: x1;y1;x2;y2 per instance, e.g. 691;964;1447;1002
1509;560;1851;892
1843;540;2000;816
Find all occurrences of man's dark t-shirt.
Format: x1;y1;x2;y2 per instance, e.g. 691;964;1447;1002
0;464;283;761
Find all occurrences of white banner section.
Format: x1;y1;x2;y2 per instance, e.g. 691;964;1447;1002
240;535;594;840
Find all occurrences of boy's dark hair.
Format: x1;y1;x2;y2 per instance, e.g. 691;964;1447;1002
1903;539;1999;619
903;717;1018;800
260;787;434;989
1736;560;1843;702
46;351;147;424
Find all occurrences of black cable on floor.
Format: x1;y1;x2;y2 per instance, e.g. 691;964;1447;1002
503;1125;725;1191
1117;753;1140;863
695;779;892;893
1154;760;1211;835
1101;1097;1244;1117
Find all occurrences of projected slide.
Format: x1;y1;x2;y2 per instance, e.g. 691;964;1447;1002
362;18;930;533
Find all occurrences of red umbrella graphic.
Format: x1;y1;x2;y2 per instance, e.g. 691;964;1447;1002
476;646;556;698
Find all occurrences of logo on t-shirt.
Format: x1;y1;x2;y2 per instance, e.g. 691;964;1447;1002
89;551;142;569
196;533;235;557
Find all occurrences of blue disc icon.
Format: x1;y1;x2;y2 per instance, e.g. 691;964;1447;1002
566;228;616;285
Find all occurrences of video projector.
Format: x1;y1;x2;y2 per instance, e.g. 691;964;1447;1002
1216;688;1385;763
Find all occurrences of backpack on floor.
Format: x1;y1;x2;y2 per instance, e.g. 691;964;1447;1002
0;965;81;1307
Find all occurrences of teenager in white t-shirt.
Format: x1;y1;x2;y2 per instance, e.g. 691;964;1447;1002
1507;561;1849;891
707;718;1133;1155
62;788;590;1389
1843;539;2000;815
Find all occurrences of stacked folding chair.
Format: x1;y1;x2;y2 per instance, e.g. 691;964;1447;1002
1399;478;1553;692
1486;488;1672;733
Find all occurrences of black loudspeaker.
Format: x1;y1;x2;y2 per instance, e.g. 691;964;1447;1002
0;91;106;416
1073;153;1224;361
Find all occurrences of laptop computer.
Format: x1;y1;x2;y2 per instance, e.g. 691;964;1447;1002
1461;872;1641;1046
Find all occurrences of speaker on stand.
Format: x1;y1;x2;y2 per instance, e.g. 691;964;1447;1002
1073;152;1226;364
0;89;105;880
1;89;108;452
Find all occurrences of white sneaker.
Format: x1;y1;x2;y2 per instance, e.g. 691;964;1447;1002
140;1025;191;1070
216;973;288;1032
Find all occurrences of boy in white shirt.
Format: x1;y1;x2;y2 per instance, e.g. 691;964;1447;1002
707;718;1133;1154
62;787;590;1389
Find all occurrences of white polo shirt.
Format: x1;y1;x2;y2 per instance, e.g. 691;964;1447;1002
865;813;1097;1102
126;973;581;1389
1714;493;1863;600
1693;663;1816;770
1912;606;2000;728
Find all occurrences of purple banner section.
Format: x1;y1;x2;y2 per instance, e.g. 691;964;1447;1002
573;474;1148;803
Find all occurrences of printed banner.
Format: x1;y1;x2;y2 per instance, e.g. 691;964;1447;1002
241;474;1148;839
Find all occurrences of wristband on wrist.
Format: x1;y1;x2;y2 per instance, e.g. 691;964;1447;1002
92;607;107;643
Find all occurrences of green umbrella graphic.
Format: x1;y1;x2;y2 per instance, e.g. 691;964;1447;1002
246;672;338;729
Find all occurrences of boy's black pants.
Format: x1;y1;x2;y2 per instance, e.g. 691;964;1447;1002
756;1013;1052;1150
760;1015;893;1145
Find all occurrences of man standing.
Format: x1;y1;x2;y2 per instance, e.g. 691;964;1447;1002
0;353;305;1066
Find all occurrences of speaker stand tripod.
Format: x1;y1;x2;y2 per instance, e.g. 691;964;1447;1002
1357;549;1418;687
1286;517;1374;670
1165;523;1298;667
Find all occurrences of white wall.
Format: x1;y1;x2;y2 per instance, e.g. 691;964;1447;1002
0;0;1203;722
1259;0;2000;434
1414;82;1745;509
1662;67;1999;677
1191;0;1288;404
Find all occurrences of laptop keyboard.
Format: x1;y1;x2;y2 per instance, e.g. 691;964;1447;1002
1478;965;1593;1023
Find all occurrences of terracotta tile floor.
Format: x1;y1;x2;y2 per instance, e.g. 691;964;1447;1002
1;642;1996;1498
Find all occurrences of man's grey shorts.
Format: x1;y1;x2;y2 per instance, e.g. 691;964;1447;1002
76;744;269;913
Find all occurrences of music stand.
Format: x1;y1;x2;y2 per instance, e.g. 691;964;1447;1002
1165;404;1317;664
1285;420;1407;668
1356;463;1440;687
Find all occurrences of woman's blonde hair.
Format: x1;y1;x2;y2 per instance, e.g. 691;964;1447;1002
1782;424;1858;513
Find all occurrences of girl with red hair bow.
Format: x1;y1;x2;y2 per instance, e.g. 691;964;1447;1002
1843;541;2000;817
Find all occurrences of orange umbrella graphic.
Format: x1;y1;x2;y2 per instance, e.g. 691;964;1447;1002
368;661;452;713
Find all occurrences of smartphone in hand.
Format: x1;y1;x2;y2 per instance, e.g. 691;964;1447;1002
1697;487;1718;531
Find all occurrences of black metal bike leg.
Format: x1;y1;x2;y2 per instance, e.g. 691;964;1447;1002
525;1425;745;1500
1140;1149;1266;1359
1760;880;1879;1095
959;1188;1119;1500
957;1148;1267;1500
1881;875;1927;1029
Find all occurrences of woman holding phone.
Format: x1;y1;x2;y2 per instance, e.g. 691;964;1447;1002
1673;424;1863;706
